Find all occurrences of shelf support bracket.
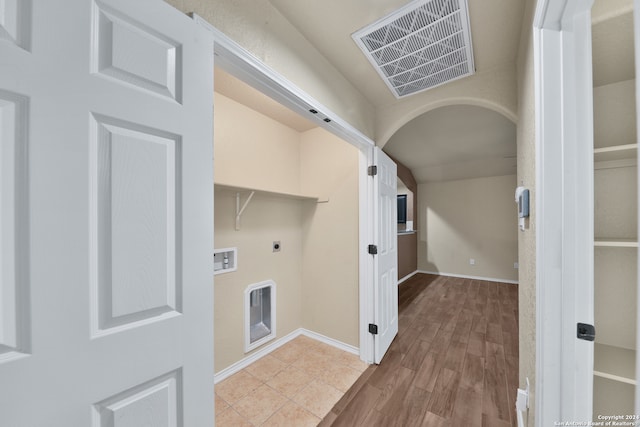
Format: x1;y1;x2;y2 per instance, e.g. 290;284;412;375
235;191;255;231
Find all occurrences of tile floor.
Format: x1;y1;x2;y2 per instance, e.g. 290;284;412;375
215;335;368;426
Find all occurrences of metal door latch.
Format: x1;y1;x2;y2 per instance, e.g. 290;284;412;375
577;323;595;341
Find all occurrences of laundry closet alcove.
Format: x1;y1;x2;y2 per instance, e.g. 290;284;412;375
212;68;361;375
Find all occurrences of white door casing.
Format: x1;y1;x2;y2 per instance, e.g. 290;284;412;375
635;0;640;415
534;0;595;423
373;147;398;364
0;1;214;425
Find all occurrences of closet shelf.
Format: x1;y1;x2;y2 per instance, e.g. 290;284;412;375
215;182;328;230
594;143;637;162
594;343;636;385
215;182;328;203
594;238;638;247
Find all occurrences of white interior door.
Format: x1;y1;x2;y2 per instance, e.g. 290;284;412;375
0;1;214;425
373;147;398;363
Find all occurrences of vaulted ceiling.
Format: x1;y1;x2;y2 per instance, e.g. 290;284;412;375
214;0;633;183
267;0;524;107
267;0;524;183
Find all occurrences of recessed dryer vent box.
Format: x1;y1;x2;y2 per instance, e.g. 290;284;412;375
214;247;237;275
245;280;276;352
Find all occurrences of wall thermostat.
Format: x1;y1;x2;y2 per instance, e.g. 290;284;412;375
515;187;530;231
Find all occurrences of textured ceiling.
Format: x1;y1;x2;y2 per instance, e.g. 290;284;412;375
383;105;516;182
269;0;524;106
264;0;523;182
216;0;630;182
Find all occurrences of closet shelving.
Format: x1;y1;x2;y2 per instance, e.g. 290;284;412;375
590;5;638;413
594;143;638;162
594;343;636;385
592;81;637;414
592;141;637;414
214;182;324;202
593;238;638;248
215;182;328;231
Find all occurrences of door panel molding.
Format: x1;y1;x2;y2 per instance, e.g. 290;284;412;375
91;1;183;102
90;113;182;337
0;1;214;424
0;90;30;363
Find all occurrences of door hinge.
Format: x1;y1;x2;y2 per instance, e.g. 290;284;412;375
368;165;378;176
577;323;596;341
368;244;378;255
369;323;378;335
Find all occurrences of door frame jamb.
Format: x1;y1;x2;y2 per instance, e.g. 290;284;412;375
533;0;595;424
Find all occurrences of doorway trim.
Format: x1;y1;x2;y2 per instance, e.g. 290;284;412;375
192;15;377;364
533;0;595;423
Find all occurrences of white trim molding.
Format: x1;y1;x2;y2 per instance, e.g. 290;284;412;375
636;0;640;415
398;270;420;285
418;270;518;285
301;329;359;355
214;328;360;384
215;328;300;384
534;0;595;424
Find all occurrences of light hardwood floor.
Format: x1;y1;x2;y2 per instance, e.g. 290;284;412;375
321;273;519;427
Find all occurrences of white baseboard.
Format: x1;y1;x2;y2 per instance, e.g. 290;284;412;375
418;270;519;285
214;328;360;384
299;329;359;355
398;270;419;285
214;329;301;384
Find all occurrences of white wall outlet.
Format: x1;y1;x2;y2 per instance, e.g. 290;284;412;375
469;258;475;265
514;262;519;269
272;241;281;252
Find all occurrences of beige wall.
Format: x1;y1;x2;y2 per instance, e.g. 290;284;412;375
516;0;537;424
300;128;360;346
213;91;360;371
398;233;418;280
389;153;418;227
213;189;304;372
165;0;375;139
417;175;519;282
214;93;301;194
389;154;419;277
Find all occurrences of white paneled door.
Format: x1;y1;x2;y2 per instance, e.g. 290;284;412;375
373;147;398;363
0;1;214;425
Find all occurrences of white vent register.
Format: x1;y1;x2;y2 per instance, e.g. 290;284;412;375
352;0;475;98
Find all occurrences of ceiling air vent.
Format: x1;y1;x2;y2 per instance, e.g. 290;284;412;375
352;0;475;98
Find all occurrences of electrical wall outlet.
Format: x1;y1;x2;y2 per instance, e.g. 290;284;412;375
469;258;475;265
514;262;519;269
273;241;281;252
